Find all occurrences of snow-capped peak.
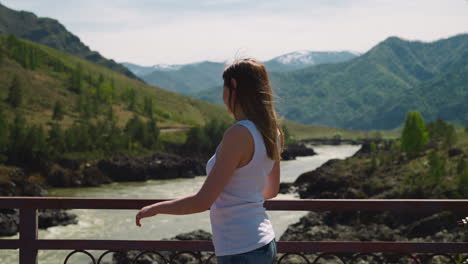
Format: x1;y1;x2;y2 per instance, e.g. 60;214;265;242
273;50;315;65
151;64;183;71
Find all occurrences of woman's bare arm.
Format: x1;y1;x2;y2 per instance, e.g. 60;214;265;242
136;125;250;226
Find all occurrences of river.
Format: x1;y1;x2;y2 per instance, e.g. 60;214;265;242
0;144;360;263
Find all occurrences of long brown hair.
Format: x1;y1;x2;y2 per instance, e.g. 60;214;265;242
222;58;284;161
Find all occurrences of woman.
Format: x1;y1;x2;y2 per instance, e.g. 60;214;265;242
135;58;284;264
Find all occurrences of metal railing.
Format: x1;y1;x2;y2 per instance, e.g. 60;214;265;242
1;197;467;263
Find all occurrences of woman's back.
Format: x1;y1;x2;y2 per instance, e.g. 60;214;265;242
206;119;277;256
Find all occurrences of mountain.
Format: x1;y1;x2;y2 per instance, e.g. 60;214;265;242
264;50;359;72
126;51;358;96
194;34;468;130
0;2;140;81
137;61;226;95
122;62;184;76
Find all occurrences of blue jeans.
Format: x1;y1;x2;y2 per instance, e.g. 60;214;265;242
216;239;277;264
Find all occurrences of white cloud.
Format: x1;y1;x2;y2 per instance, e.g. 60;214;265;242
2;0;468;64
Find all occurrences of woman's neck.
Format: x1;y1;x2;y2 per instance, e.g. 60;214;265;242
234;109;248;121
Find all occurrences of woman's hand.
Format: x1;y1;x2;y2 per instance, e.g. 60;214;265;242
135;204;158;227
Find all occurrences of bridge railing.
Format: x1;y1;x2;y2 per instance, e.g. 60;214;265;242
0;197;467;263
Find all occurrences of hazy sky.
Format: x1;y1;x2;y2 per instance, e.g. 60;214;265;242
3;0;468;65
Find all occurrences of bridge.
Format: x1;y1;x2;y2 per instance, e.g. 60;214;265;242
1;197;467;263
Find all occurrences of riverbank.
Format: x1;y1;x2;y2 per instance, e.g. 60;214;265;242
0;144;360;263
0;140;317;238
0;166;77;236
278;138;468;262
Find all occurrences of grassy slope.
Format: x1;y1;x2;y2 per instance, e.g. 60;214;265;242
280;118;400;141
0;36;233;131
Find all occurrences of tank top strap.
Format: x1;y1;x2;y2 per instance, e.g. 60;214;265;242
234;120;263;163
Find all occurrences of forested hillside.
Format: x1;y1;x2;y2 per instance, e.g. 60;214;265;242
0;2;140;81
0;34;233;168
194;34;468;130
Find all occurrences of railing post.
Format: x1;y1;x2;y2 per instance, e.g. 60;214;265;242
19;208;38;264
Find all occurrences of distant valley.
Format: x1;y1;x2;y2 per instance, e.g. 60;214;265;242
125;35;468;130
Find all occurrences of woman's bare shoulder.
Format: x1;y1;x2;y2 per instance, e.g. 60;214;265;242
223;123;251;140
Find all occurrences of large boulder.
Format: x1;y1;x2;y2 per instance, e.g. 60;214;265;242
281;142;317;160
98;153;206;182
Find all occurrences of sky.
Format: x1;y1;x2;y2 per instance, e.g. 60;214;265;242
2;0;468;65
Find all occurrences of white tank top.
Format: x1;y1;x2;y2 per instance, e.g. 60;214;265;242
206;119;277;256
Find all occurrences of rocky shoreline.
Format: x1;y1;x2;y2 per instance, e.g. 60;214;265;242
47;152;207;187
0;151;208;237
0;142;318;238
278;140;467;262
111;139;467;263
0;167;77;237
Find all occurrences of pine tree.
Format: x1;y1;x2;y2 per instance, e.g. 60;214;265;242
0;44;5;63
6;75;23;108
0;108;9;163
52;101;65;120
458;169;468;196
143;96;154;118
47;123;67;157
428;150;445;187
185;125;209;153
281;124;291;143
145;118;160;149
125;115;145;149
128;88;137;111
400;111;429;156
24;124;48;168
106;106;115;122
442;123;457;148
7;113;27;164
69;63;83;94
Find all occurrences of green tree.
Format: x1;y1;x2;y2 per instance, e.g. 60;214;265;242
400;111;429;156
98;73;104;85
24;124;48;169
458;169;468;196
106;106;115;122
125;115;146;149
427;118;457;148
185;125;209;153
0;108;9;163
47;123;67;158
6;75;23;108
96;81;113;104
281;124;292;143
204;119;229;152
427;150;445;187
373;131;383;140
442;123;457;148
52;101;65;120
128;88;137;111
7;113;27;164
143;96;154;118
69;63;83;94
457;157;467;175
144;118;160;149
0;44;5;63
